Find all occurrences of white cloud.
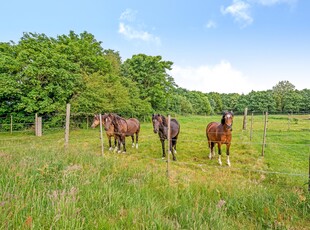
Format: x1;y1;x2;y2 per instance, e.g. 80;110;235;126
118;23;161;45
119;8;137;22
221;0;253;28
205;20;217;29
169;60;255;94
118;9;161;45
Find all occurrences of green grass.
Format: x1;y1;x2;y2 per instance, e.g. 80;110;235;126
0;114;309;229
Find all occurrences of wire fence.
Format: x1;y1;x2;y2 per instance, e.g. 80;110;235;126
0;109;309;185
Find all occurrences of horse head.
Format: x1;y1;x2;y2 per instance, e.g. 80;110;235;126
100;113;112;131
152;114;167;133
91;115;100;128
221;111;234;130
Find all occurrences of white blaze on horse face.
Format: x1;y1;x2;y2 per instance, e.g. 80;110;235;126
226;114;233;126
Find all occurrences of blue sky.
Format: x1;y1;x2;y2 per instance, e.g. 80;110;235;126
1;0;309;93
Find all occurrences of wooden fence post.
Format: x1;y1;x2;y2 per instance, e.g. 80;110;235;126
250;112;253;141
167;115;171;178
243;107;248;130
64;104;71;148
37;117;42;136
261;111;268;157
35;113;38;136
99;114;104;156
10;115;13;134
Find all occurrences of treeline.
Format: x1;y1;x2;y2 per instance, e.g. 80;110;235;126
1;31;309;123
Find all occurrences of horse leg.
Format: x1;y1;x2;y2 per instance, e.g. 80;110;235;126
131;135;135;148
135;133;139;149
114;136;117;151
160;139;166;159
108;136;112;151
226;143;231;166
116;135;121;153
218;143;222;166
171;138;177;161
209;142;214;159
122;135;126;153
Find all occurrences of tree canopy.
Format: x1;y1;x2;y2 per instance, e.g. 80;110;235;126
0;31;309;124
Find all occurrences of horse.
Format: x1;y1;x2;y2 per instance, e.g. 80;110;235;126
152;114;180;161
107;113;140;153
206;111;234;166
91;114;117;151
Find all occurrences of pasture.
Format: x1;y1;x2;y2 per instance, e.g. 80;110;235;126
0;114;309;229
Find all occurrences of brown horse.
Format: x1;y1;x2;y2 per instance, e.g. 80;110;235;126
206;111;234;166
107;113;140;153
91;114;117;151
152;114;180;161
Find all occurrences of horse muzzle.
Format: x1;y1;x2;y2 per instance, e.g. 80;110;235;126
153;129;158;134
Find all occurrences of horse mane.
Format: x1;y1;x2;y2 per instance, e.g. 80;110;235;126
160;114;167;126
221;113;226;125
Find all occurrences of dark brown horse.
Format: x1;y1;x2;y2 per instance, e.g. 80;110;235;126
152;114;180;161
107;113;140;153
91;114;117;151
206;111;234;166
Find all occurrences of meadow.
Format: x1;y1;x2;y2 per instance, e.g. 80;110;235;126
0;114;309;229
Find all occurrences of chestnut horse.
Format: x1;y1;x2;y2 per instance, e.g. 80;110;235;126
152;114;180;161
91;114;117;151
206;111;234;166
107;113;140;153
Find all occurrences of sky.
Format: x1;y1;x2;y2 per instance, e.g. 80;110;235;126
1;0;309;94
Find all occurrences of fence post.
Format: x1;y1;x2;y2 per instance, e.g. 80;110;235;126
35;113;38;136
10;115;13;134
243;107;248;130
37;117;42;136
99;114;104;156
64;104;71;149
261;111;268;157
167;115;171;178
250;112;253;141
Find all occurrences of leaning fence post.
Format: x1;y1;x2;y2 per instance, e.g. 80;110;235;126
167;115;171;178
64;104;71;149
261;111;268;157
99;114;104;156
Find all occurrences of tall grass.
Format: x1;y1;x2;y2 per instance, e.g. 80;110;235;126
0;114;309;229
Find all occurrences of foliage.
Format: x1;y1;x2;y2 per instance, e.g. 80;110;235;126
121;54;176;111
0;31;309;125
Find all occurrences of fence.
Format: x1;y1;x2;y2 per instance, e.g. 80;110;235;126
0;105;309;190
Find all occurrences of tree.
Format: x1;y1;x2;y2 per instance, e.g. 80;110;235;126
121;54;176;111
272;80;295;112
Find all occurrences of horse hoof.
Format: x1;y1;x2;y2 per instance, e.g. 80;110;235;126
122;151;126;154
162;157;165;160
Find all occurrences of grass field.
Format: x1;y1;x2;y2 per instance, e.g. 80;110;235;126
0;114;309;229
